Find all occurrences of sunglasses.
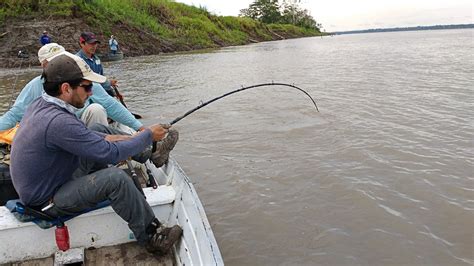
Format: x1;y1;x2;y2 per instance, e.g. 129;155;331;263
78;83;93;92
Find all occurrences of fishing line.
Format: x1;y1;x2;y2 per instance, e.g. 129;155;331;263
169;82;318;125
8;51;29;109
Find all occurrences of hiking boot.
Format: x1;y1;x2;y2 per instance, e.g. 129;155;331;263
146;225;183;255
151;129;179;168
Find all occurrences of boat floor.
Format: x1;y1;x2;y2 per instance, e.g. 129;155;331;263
3;242;173;266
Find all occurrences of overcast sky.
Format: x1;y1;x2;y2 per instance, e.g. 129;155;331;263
175;0;473;31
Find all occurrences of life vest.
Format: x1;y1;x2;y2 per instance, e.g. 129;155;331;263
0;124;19;145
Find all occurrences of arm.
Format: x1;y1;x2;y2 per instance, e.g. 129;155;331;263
0;76;44;130
100;80;115;95
87;83;143;130
92;57;117;93
47;113;152;164
94;59;116;89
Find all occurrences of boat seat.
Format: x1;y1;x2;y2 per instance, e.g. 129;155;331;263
5;199;111;229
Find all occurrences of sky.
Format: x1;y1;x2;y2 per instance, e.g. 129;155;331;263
175;0;473;32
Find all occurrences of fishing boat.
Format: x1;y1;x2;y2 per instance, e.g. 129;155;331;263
98;52;124;62
0;158;223;265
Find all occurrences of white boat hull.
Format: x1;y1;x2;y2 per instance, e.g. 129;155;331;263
0;159;223;265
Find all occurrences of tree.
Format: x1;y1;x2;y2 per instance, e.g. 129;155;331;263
281;1;298;25
239;0;281;24
281;0;318;29
240;0;321;30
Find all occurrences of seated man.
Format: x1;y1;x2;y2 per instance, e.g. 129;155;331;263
76;32;117;96
10;52;181;255
1;43;178;168
0;43;143;132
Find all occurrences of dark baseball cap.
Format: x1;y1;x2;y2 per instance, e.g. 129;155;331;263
44;52;106;83
79;32;100;44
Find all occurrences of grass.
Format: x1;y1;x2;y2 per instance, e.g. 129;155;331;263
0;0;322;50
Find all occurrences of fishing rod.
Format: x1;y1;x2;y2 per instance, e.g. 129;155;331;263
126;159;145;197
8;51;29;109
111;84;143;119
169;82;318;125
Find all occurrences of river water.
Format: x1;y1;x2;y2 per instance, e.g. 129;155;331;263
1;29;473;265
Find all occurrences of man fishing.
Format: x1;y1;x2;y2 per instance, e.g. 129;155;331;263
10;52;182;255
109;35;119;54
0;43;179;205
0;43;143;132
76;32;117;97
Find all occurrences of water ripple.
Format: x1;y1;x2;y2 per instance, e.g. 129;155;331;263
2;29;473;266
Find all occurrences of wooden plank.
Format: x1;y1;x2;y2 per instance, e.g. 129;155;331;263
2;243;173;266
85;242;173;266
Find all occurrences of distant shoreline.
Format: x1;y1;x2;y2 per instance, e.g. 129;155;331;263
333;24;474;35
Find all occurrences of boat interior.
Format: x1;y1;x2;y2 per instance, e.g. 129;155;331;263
0;159;223;265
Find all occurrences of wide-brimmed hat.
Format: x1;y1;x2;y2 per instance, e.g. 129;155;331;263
37;43;65;63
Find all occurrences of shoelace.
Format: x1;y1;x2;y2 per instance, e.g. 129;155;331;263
155;227;168;243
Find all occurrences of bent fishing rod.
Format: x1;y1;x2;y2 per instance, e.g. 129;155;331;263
169;82;319;125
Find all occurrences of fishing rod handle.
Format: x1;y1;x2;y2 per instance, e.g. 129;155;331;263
126;159;146;197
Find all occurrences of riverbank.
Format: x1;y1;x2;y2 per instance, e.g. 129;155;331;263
0;0;323;68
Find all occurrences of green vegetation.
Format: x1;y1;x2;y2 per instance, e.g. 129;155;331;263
268;23;317;38
0;0;75;21
0;0;322;55
240;0;322;30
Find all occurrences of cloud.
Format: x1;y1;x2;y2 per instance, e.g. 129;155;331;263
176;0;473;31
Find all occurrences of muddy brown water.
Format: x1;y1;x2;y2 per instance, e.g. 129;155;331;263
1;29;473;265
